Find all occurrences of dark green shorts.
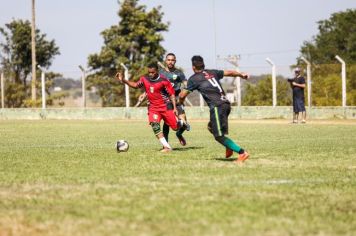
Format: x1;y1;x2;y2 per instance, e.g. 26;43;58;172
208;103;231;137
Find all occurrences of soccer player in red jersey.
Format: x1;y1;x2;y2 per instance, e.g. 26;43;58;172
116;62;183;152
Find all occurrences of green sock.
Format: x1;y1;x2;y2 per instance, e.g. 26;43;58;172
223;137;242;153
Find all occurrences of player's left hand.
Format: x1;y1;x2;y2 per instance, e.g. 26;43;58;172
173;108;178;116
115;72;123;82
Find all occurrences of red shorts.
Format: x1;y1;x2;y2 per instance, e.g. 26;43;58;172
148;109;178;130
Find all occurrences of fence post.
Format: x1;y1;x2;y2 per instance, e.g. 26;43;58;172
335;55;347;107
266;58;277;107
37;66;46;109
79;65;87;108
120;63;130;108
300;57;312;108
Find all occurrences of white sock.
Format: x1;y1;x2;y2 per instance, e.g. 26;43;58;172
159;137;171;149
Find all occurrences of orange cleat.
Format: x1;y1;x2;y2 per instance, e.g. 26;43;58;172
226;148;233;158
236;151;250;164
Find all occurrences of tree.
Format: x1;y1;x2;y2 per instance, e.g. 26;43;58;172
242;75;292;106
0;19;60;107
87;0;169;107
299;9;356;105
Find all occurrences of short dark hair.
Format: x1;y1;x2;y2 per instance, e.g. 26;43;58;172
147;62;158;70
166;53;176;58
191;55;205;70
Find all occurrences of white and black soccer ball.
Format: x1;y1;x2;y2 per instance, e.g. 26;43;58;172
116;140;129;152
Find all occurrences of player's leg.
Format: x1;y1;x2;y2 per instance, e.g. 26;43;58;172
162;123;170;142
177;105;190;131
162;109;187;146
210;104;248;162
148;111;171;151
175;105;188;146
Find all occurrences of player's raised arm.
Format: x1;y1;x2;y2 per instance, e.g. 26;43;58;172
115;72;140;88
223;70;249;79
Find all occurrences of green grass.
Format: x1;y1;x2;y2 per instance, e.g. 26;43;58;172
0;119;355;235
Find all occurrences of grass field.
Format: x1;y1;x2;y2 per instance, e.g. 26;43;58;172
0;119;355;236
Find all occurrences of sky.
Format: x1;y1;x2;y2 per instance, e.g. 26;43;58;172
1;0;355;78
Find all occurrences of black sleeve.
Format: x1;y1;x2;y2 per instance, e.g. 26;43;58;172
215;70;224;80
186;78;197;92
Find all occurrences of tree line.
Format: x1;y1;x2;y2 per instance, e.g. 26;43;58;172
0;0;355;107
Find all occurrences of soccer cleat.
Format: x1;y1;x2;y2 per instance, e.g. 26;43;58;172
226;148;233;158
301;120;306;124
176;134;186;146
236;151;250;164
185;122;191;131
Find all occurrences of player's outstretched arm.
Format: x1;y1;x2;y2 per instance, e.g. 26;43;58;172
115;72;139;88
223;70;249;79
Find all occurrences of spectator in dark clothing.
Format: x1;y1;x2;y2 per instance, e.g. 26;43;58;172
289;67;306;123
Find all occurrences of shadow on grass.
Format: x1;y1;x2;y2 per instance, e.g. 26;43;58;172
213;157;237;162
172;146;204;151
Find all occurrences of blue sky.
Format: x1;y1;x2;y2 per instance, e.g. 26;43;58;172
1;0;355;78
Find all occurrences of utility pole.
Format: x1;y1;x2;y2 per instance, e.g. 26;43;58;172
227;55;241;107
218;55;241;107
31;0;37;102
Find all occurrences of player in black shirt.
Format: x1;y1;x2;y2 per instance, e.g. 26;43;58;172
289;67;306;123
159;53;190;146
179;55;250;164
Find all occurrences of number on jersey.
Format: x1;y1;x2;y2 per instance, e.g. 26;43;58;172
207;78;223;92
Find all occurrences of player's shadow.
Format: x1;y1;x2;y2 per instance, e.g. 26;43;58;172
214;157;237;162
172;146;204;152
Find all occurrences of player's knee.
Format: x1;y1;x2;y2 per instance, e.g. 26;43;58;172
151;122;161;135
215;135;225;144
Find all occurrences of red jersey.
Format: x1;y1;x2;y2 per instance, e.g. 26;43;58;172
136;74;175;111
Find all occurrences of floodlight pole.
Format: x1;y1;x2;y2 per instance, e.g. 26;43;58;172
1;72;4;109
120;63;130;108
79;65;87;108
37;65;46;109
335;55;347;107
31;0;37;101
266;58;277;107
300;57;312;108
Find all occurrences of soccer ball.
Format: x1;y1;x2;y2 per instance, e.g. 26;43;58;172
116;140;129;152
